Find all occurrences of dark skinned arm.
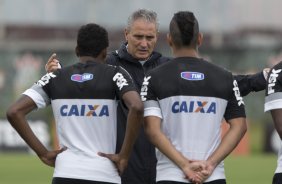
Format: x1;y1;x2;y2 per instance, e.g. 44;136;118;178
98;91;143;175
6;95;65;167
271;109;282;140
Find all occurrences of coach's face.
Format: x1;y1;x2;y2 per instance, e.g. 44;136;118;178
125;18;158;61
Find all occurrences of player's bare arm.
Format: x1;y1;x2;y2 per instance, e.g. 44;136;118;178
203;117;247;178
6;95;66;167
99;90;143;175
271;109;282;139
144;116;207;184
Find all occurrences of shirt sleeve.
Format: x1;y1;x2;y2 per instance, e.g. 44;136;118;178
113;66;137;98
22;72;58;108
265;62;282;111
141;73;163;119
23;83;51;108
224;79;246;121
234;71;266;97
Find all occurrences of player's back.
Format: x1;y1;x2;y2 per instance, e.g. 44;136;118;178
143;57;242;182
45;61;120;154
47;61;118;100
148;57;234;100
147;57;235;155
34;60;130;183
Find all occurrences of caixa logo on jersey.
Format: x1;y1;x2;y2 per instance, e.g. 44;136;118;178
71;73;93;83
268;68;282;95
60;104;109;117
181;72;204;81
172;101;216;114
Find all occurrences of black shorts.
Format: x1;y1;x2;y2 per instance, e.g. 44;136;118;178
273;173;282;184
52;177;117;184
157;179;226;184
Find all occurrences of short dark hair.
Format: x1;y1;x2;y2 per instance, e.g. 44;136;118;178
169;11;199;48
76;23;109;57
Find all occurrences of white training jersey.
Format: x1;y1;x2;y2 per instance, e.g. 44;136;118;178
265;61;282;174
141;57;246;183
23;60;136;183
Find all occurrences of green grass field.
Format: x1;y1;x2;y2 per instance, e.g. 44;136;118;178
225;154;276;184
0;153;53;184
0;152;277;184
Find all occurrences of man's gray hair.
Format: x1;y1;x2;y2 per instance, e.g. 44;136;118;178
127;9;159;31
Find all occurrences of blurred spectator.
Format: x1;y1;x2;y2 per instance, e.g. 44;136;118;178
13;53;42;97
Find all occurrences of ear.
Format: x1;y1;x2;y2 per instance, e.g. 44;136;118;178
197;33;203;47
166;33;173;47
124;28;129;42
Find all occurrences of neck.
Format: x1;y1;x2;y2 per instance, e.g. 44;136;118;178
172;47;199;58
79;56;104;64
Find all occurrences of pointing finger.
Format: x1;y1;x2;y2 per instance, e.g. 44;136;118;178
47;53;57;63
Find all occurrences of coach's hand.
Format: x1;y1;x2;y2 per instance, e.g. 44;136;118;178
45;53;61;73
38;147;67;167
98;152;128;175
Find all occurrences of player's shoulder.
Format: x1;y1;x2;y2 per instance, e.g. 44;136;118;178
199;59;233;79
100;63;131;80
272;61;282;70
199;58;226;70
55;64;75;73
145;60;170;78
269;61;282;77
106;50;119;66
154;53;171;65
267;61;282;82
